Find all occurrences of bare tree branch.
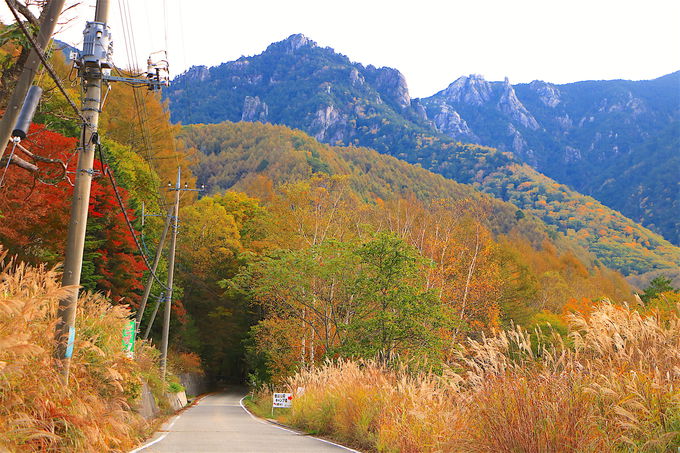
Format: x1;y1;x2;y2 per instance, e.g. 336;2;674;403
7;0;38;26
0;153;38;172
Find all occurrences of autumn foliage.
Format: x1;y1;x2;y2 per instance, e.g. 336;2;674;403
0;124;145;306
275;301;680;452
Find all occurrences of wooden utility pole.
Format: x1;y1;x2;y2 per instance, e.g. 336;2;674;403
135;209;172;334
161;166;181;379
54;0;110;383
0;0;67;162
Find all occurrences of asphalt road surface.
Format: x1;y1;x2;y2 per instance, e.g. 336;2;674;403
130;392;359;453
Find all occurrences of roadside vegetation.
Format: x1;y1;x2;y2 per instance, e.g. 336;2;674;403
256;297;680;452
0;254;148;451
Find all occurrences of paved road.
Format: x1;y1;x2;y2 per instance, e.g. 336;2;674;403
131;392;358;453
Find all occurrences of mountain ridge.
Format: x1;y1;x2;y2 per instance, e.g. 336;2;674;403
165;34;680;279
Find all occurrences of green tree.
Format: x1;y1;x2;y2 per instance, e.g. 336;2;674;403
640;276;677;303
344;233;450;363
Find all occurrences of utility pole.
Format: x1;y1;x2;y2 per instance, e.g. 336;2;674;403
0;0;68;162
159;168;202;378
143;291;165;341
135;209;172;335
54;0;110;383
49;0;169;382
161;167;181;379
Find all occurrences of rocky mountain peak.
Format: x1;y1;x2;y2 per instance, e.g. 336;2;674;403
374;67;411;109
498;78;540;130
529;80;561;108
183;65;210;82
442;74;493;106
284;33;316;53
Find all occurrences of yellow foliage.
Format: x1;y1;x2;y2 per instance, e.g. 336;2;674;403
276;301;680;452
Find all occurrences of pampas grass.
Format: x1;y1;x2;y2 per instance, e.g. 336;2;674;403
0;255;162;452
280;301;680;452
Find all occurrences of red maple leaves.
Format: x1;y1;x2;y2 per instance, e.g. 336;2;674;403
0;124;145;306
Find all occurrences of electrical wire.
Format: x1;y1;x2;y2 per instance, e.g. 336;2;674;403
96;140;169;291
116;0;168;210
4;0;87;125
0;140;18;187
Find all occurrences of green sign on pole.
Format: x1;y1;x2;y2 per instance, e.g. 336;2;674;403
122;320;136;358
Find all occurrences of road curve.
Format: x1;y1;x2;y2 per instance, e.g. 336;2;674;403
130;391;359;453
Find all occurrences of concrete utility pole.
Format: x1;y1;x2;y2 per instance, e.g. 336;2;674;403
54;0;110;383
158;168;202;378
143;291;165;341
0;0;68;163
135;209;172;334
161;167;181;379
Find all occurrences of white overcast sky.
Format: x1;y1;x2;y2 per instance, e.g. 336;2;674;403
2;0;678;98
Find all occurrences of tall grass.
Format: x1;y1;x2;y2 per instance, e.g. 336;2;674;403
281;301;680;452
0;256;163;452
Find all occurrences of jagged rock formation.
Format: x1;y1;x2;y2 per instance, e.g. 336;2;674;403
370;66;411;109
241;96;268;122
431;104;477;140
498;78;539;130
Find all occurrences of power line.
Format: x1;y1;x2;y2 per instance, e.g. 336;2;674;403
116;0;168;211
96;141;169;291
4;0;85;124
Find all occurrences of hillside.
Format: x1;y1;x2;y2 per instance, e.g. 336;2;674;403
422;72;680;244
180;121;680;279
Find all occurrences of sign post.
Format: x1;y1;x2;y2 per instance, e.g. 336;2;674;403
272;392;293;417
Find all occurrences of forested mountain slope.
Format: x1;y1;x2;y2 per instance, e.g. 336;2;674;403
181;121;680;280
165;35;679;247
423;72;680;244
165;35;679;280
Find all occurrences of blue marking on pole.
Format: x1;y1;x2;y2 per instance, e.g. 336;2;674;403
65;326;76;358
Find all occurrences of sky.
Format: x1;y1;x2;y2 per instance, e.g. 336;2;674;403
2;0;678;98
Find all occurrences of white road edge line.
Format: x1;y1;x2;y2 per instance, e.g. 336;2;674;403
238;396;362;453
129;411;183;453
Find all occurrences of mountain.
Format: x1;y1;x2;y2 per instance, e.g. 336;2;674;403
422;72;680;244
165;34;680;279
180;120;600;265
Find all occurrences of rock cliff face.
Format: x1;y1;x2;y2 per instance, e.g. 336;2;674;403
241;96;268;122
370;66;411;109
431;103;477;140
310;104;351;143
498;78;539;130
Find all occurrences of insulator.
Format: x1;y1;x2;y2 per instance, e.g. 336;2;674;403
12;85;42;139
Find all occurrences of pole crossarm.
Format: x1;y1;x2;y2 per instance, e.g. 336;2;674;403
102;74;168;89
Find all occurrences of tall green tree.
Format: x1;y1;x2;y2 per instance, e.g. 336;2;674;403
344;233;451;363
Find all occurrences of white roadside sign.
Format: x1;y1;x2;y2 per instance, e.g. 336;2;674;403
273;392;293;408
